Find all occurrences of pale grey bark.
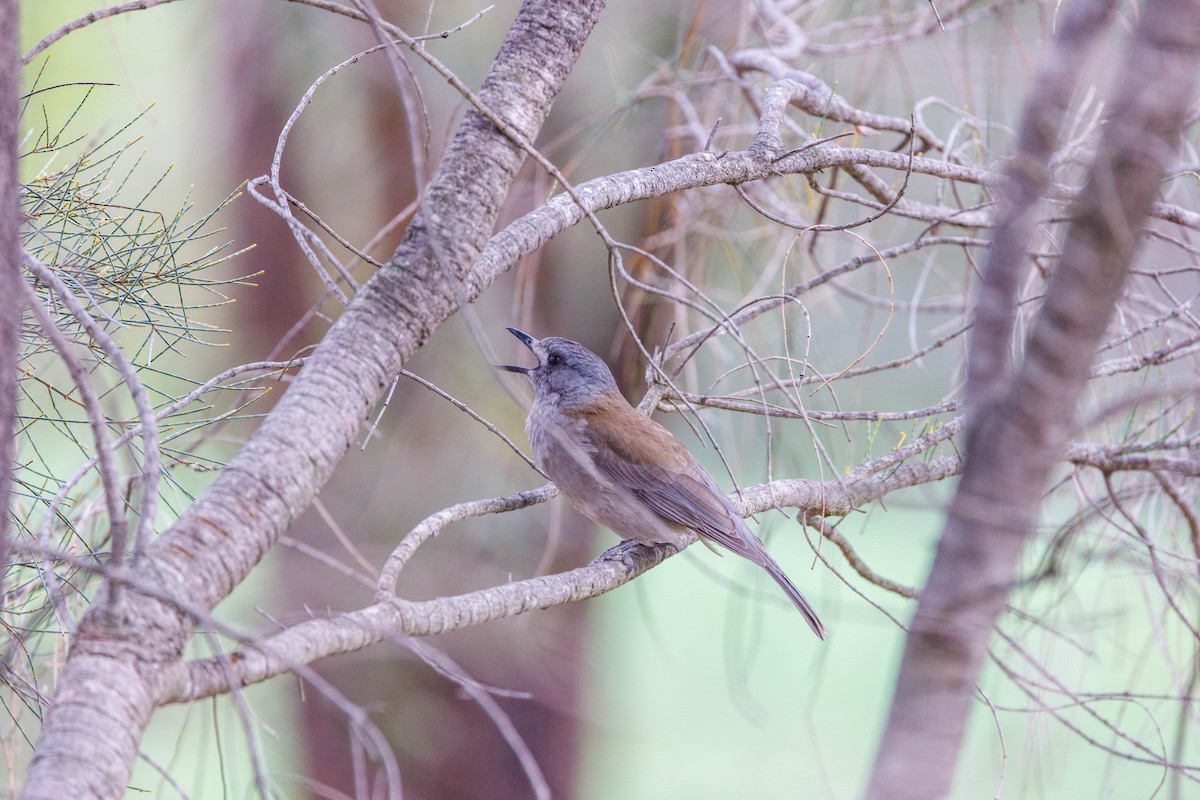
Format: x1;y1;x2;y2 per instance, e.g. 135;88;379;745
864;0;1200;797
966;0;1117;415
156;449;960;704
466;98;1197;303
18;1;607;797
147;406;1200;708
0;0;18;592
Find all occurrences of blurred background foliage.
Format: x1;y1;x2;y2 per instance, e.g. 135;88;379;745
8;1;1198;798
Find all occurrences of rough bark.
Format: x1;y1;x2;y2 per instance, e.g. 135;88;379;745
865;1;1200;798
19;2;607;797
0;0;19;591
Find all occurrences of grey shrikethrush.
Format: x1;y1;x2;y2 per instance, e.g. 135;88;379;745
500;327;826;639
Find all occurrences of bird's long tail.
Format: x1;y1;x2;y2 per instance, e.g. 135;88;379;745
760;551;827;640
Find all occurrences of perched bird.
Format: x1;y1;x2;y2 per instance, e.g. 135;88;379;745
500;327;826;639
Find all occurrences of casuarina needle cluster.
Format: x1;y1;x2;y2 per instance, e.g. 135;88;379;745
501;327;826;639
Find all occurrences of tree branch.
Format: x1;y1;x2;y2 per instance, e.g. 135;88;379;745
0;0;19;593
966;0;1117;416
158;450;962;705
20;3;608;798
866;1;1200;796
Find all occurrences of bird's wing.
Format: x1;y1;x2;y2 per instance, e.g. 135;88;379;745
575;399;758;559
576;396;829;639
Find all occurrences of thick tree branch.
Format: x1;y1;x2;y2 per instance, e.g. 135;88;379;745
865;1;1200;797
157;452;961;704
20;3;607;798
966;0;1117;415
469;129;1197;314
0;0;18;590
68;420;1200;707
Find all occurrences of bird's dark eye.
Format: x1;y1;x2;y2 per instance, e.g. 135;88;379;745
546;353;563;367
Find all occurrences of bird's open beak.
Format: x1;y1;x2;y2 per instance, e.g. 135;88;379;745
498;327;538;374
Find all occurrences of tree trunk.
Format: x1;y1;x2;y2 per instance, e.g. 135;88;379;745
865;1;1200;797
19;2;607;797
0;0;21;594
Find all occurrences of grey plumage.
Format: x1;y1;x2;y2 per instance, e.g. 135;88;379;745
501;328;826;639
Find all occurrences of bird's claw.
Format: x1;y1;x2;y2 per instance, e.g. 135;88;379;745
591;539;674;575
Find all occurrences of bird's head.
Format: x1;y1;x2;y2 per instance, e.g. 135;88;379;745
499;328;620;411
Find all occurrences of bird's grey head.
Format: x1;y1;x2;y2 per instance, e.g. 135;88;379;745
499;328;619;410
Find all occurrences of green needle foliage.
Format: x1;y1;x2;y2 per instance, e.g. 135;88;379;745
3;79;268;738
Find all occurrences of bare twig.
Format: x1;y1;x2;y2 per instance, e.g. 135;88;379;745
25;254;161;565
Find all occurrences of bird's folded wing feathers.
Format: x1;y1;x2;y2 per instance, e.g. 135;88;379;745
578;404;761;561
